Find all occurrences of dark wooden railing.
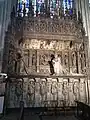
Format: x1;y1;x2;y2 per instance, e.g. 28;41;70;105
75;101;90;120
18;101;24;120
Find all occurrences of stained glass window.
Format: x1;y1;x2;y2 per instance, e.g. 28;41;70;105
17;0;74;17
63;0;73;14
17;0;29;17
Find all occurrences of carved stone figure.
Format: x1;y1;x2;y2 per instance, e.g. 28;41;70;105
34;79;42;107
15;82;23;106
79;79;86;102
46;79;52;106
62;80;68;106
9;84;16;107
51;80;57;100
27;80;35;107
68;79;75;106
57;78;63;106
73;81;79;101
40;79;46;106
71;52;77;73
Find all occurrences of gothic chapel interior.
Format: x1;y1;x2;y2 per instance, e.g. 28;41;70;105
1;0;90;112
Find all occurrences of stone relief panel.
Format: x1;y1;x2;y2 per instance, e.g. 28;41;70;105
14;81;23;106
39;52;49;66
39;50;54;74
57;78;63;106
24;50;29;67
34;78;42;107
46;78;52;104
7;36;87;76
80;53;86;74
71;52;77;73
51;22;60;33
23;78;29;107
27;19;34;32
22;39;70;51
23;18;82;38
62;79;69;106
20;59;25;74
79;79;86;102
68;79;75;106
8;77;87;108
63;53;69;74
19;50;30;74
28;80;35;107
9;80;23;107
19;39;87;75
31;50;37;73
77;42;87;74
51;79;57;101
39;20;47;33
40;79;47;107
73;79;79;101
34;19;40;32
79;53;86;74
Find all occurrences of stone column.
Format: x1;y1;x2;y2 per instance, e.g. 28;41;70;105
0;0;16;72
84;0;90;36
75;0;79;18
29;50;32;73
76;0;89;37
78;0;81;13
84;0;90;104
80;0;87;34
69;50;72;73
37;50;39;73
77;47;81;74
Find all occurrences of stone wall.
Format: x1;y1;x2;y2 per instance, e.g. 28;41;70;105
7;76;88;108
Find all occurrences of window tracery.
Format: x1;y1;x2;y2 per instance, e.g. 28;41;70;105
17;0;75;17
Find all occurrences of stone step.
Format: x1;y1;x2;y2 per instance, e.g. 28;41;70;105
1;115;78;120
0;108;77;120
